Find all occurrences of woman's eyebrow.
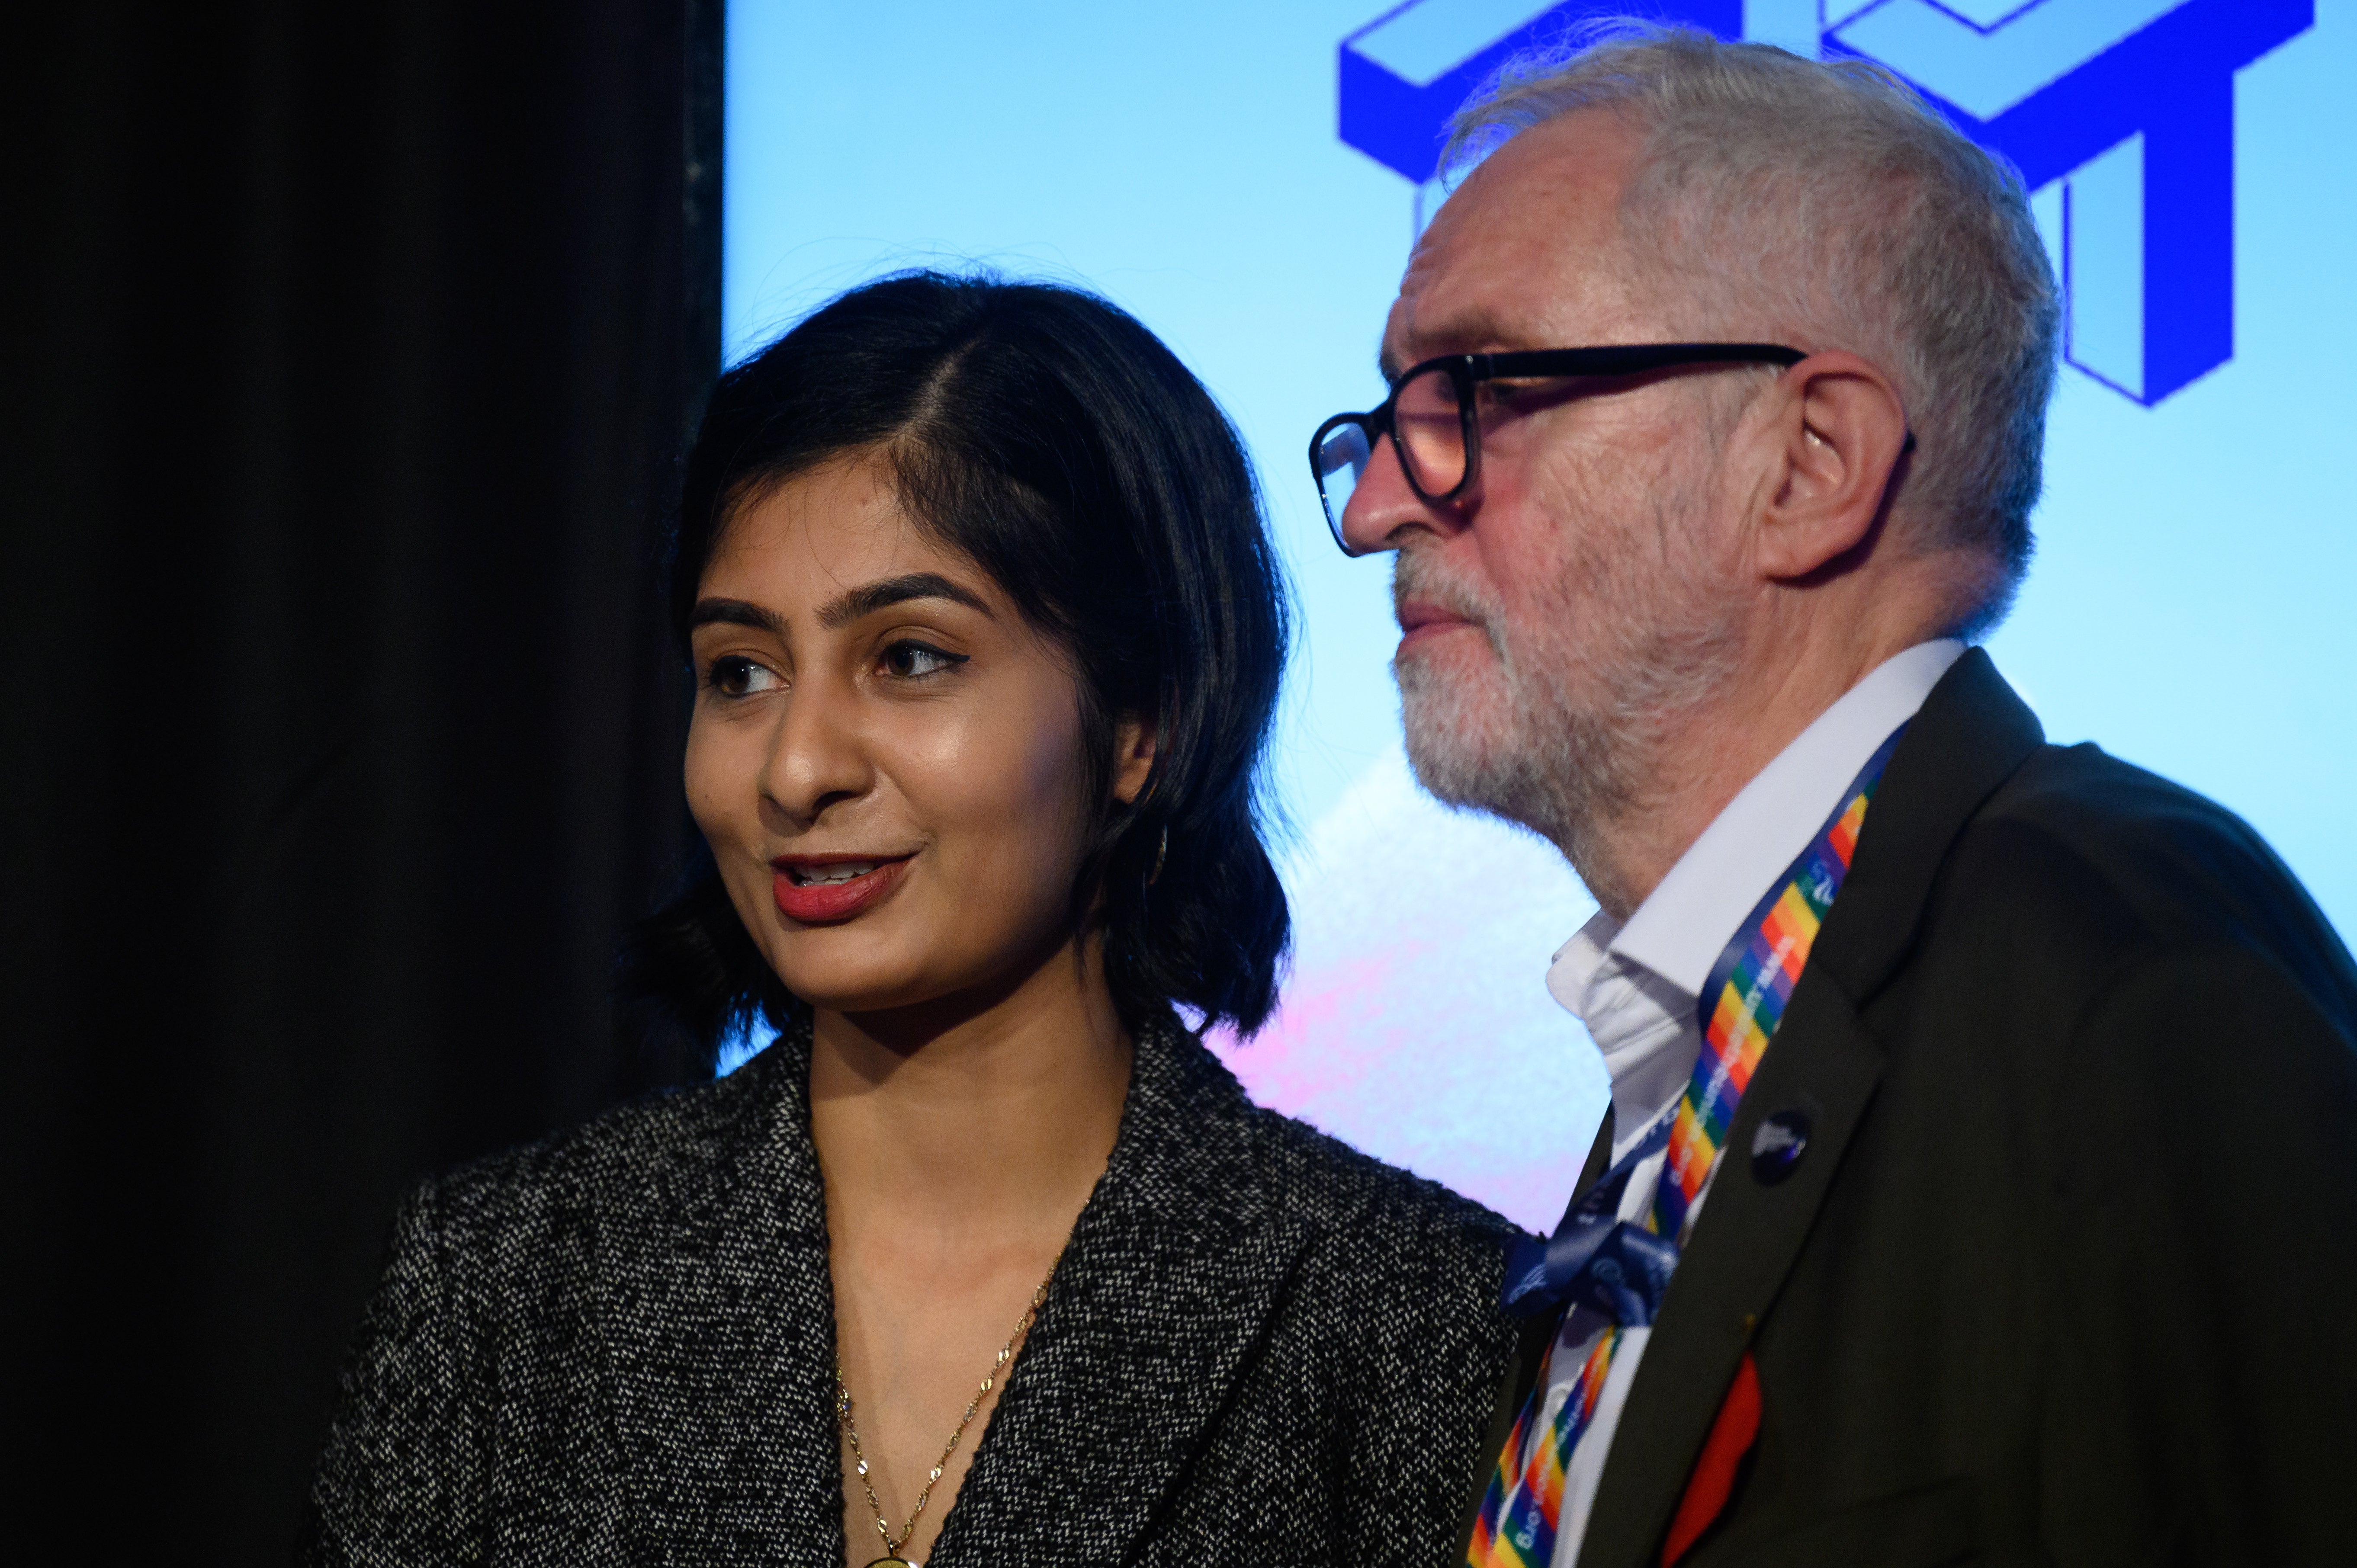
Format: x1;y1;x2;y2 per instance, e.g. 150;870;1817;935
688;597;787;636
816;572;993;630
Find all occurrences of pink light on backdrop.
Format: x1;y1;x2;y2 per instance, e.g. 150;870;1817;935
1211;747;1610;1234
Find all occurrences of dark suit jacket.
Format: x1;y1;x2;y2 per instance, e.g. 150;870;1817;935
1470;650;2357;1568
306;1012;1522;1567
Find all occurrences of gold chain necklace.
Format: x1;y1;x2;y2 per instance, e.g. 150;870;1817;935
834;1248;1064;1568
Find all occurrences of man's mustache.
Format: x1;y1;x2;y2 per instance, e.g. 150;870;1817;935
1391;553;1505;653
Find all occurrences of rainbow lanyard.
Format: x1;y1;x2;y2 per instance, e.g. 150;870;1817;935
1468;726;1904;1568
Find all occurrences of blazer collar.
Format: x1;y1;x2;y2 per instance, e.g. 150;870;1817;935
596;1012;1314;1567
597;1017;847;1563
1575;649;2045;1568
931;1014;1316;1565
1811;648;2046;1005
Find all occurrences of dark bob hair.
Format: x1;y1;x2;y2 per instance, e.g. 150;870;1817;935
629;271;1292;1055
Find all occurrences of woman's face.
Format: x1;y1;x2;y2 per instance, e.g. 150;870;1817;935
685;453;1146;1019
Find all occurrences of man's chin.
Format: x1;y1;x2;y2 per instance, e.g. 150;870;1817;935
1400;704;1514;815
1400;689;1590;852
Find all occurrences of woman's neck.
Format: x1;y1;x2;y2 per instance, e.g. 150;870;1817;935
806;935;1133;1248
811;936;1134;1566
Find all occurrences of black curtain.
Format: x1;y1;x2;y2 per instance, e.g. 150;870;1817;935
1;0;721;1555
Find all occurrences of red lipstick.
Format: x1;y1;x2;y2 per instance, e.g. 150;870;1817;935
770;854;912;924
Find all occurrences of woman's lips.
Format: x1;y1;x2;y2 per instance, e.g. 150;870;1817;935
770;856;912;924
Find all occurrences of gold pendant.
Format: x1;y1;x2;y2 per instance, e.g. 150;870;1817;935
861;1559;916;1568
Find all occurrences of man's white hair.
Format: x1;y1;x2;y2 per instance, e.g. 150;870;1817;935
1446;24;2060;632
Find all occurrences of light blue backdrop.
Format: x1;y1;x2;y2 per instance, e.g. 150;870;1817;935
724;0;2354;1229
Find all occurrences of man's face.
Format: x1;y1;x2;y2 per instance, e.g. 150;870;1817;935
1342;110;1751;903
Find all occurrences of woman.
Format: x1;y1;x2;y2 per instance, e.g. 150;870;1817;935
306;273;1520;1567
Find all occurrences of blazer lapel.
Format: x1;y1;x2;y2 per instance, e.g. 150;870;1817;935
928;1018;1318;1567
1576;650;2046;1568
596;1024;847;1565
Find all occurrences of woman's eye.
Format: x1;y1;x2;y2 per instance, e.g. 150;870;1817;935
706;655;781;697
880;640;967;680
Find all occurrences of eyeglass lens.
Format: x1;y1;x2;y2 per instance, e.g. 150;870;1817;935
1314;422;1372;539
1393;365;1468;497
1314;365;1471;542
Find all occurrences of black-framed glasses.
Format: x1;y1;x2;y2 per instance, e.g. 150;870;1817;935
1308;343;1807;555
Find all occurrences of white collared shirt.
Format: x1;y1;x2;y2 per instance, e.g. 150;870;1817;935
1535;639;1965;1568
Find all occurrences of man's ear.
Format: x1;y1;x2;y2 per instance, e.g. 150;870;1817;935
1750;351;1911;581
1112;713;1159;806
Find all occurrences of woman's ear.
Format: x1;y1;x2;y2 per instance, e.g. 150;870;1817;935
1112;713;1159;806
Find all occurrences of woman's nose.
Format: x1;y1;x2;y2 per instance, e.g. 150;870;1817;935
758;679;872;825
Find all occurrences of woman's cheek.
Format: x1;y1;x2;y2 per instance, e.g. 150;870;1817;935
683;716;771;869
1009;702;1096;897
920;691;1086;920
681;725;732;846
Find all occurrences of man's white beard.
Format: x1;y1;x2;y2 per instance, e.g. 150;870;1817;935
1394;532;1744;914
1396;622;1635;882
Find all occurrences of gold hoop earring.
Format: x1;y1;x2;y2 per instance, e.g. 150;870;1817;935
1148;826;1169;886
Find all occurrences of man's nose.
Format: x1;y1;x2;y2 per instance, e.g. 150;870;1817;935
1339;433;1459;556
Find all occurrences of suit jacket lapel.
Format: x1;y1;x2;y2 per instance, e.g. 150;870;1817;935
1577;650;2046;1568
596;1023;847;1565
928;1017;1317;1567
1456;1106;1616;1546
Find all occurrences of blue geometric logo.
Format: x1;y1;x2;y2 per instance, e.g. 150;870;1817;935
1339;1;2315;404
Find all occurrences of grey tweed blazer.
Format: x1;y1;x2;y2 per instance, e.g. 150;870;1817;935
305;1015;1522;1566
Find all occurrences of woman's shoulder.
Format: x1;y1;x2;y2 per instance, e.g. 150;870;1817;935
1237;1095;1523;1257
416;1041;799;1250
1148;1020;1524;1268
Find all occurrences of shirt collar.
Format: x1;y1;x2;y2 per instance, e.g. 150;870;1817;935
1548;906;1700;1130
1548;638;1965;1021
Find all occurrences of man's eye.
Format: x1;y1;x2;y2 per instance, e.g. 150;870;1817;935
881;641;967;680
706;655;781;697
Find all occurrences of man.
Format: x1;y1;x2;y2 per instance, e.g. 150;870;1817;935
1312;26;2357;1568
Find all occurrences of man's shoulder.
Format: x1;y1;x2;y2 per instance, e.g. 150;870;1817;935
1967;741;2318;921
1986;740;2280;866
1916;738;2356;1023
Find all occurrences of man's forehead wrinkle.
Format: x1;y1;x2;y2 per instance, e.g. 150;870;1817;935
1385;126;1654;384
1395;222;1522;361
1402;221;1585;359
1378;282;1416;381
1399;139;1654;368
1395;181;1602;365
1414;302;1535;360
1386;227;1445;375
